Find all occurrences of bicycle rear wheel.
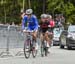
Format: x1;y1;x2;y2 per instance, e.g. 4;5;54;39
24;39;31;59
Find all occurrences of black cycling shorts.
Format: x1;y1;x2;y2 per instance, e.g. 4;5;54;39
40;28;49;33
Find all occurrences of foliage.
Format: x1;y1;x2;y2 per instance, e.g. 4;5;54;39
0;0;75;24
47;0;75;24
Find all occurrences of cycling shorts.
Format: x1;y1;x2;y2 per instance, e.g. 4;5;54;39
27;26;38;32
40;28;49;33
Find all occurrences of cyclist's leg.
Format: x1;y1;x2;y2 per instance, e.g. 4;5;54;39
44;32;50;47
50;27;54;46
27;27;38;50
44;32;52;53
40;32;44;42
32;30;37;41
40;30;47;46
40;28;45;40
32;30;39;50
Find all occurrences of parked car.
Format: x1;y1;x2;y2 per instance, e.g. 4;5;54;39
53;27;63;46
60;25;75;49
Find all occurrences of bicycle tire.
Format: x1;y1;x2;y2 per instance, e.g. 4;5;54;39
32;41;37;58
45;47;48;56
41;41;48;57
24;39;31;59
41;42;44;57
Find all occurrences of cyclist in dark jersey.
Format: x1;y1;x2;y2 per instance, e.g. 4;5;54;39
39;14;50;48
40;20;49;33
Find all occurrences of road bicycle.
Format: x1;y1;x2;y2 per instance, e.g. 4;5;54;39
23;30;37;59
41;33;49;57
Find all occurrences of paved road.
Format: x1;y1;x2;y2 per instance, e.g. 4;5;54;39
0;46;75;64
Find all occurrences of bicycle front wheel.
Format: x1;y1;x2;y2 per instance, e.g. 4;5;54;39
45;47;48;56
32;41;37;58
41;42;44;57
24;39;31;59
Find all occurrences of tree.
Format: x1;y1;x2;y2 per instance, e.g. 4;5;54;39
47;0;75;24
0;0;75;24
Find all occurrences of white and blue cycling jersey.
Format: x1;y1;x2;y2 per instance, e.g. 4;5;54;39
22;14;38;31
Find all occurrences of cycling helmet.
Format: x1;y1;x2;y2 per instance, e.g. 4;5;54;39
26;9;33;14
40;14;47;18
47;15;52;19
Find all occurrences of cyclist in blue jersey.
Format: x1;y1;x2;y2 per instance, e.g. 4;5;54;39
22;9;39;50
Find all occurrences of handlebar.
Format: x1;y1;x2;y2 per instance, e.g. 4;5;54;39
38;25;51;27
23;30;34;33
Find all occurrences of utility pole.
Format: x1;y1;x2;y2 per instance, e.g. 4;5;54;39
43;0;45;13
23;0;25;11
28;0;31;8
21;0;25;13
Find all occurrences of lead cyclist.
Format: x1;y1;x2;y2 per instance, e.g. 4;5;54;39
22;9;39;50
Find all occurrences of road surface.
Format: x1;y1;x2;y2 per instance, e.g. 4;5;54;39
0;46;75;64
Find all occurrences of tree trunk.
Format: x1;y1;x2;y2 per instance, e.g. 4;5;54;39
28;0;31;8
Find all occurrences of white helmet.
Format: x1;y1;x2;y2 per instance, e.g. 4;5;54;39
40;14;47;18
47;15;52;19
26;9;33;14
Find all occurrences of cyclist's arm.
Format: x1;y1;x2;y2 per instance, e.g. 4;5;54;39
22;16;27;30
38;22;42;32
21;13;25;19
33;15;39;30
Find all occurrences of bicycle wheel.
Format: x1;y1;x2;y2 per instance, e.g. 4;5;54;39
32;41;37;58
45;47;48;56
41;42;44;57
24;39;31;59
43;41;48;56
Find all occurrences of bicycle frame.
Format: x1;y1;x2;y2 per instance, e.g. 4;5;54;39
26;32;32;41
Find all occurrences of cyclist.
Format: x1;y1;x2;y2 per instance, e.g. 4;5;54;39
47;15;55;46
39;14;50;48
47;14;55;32
22;9;39;50
55;14;64;30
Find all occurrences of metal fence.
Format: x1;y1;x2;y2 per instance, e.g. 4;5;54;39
0;25;25;48
0;25;25;57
